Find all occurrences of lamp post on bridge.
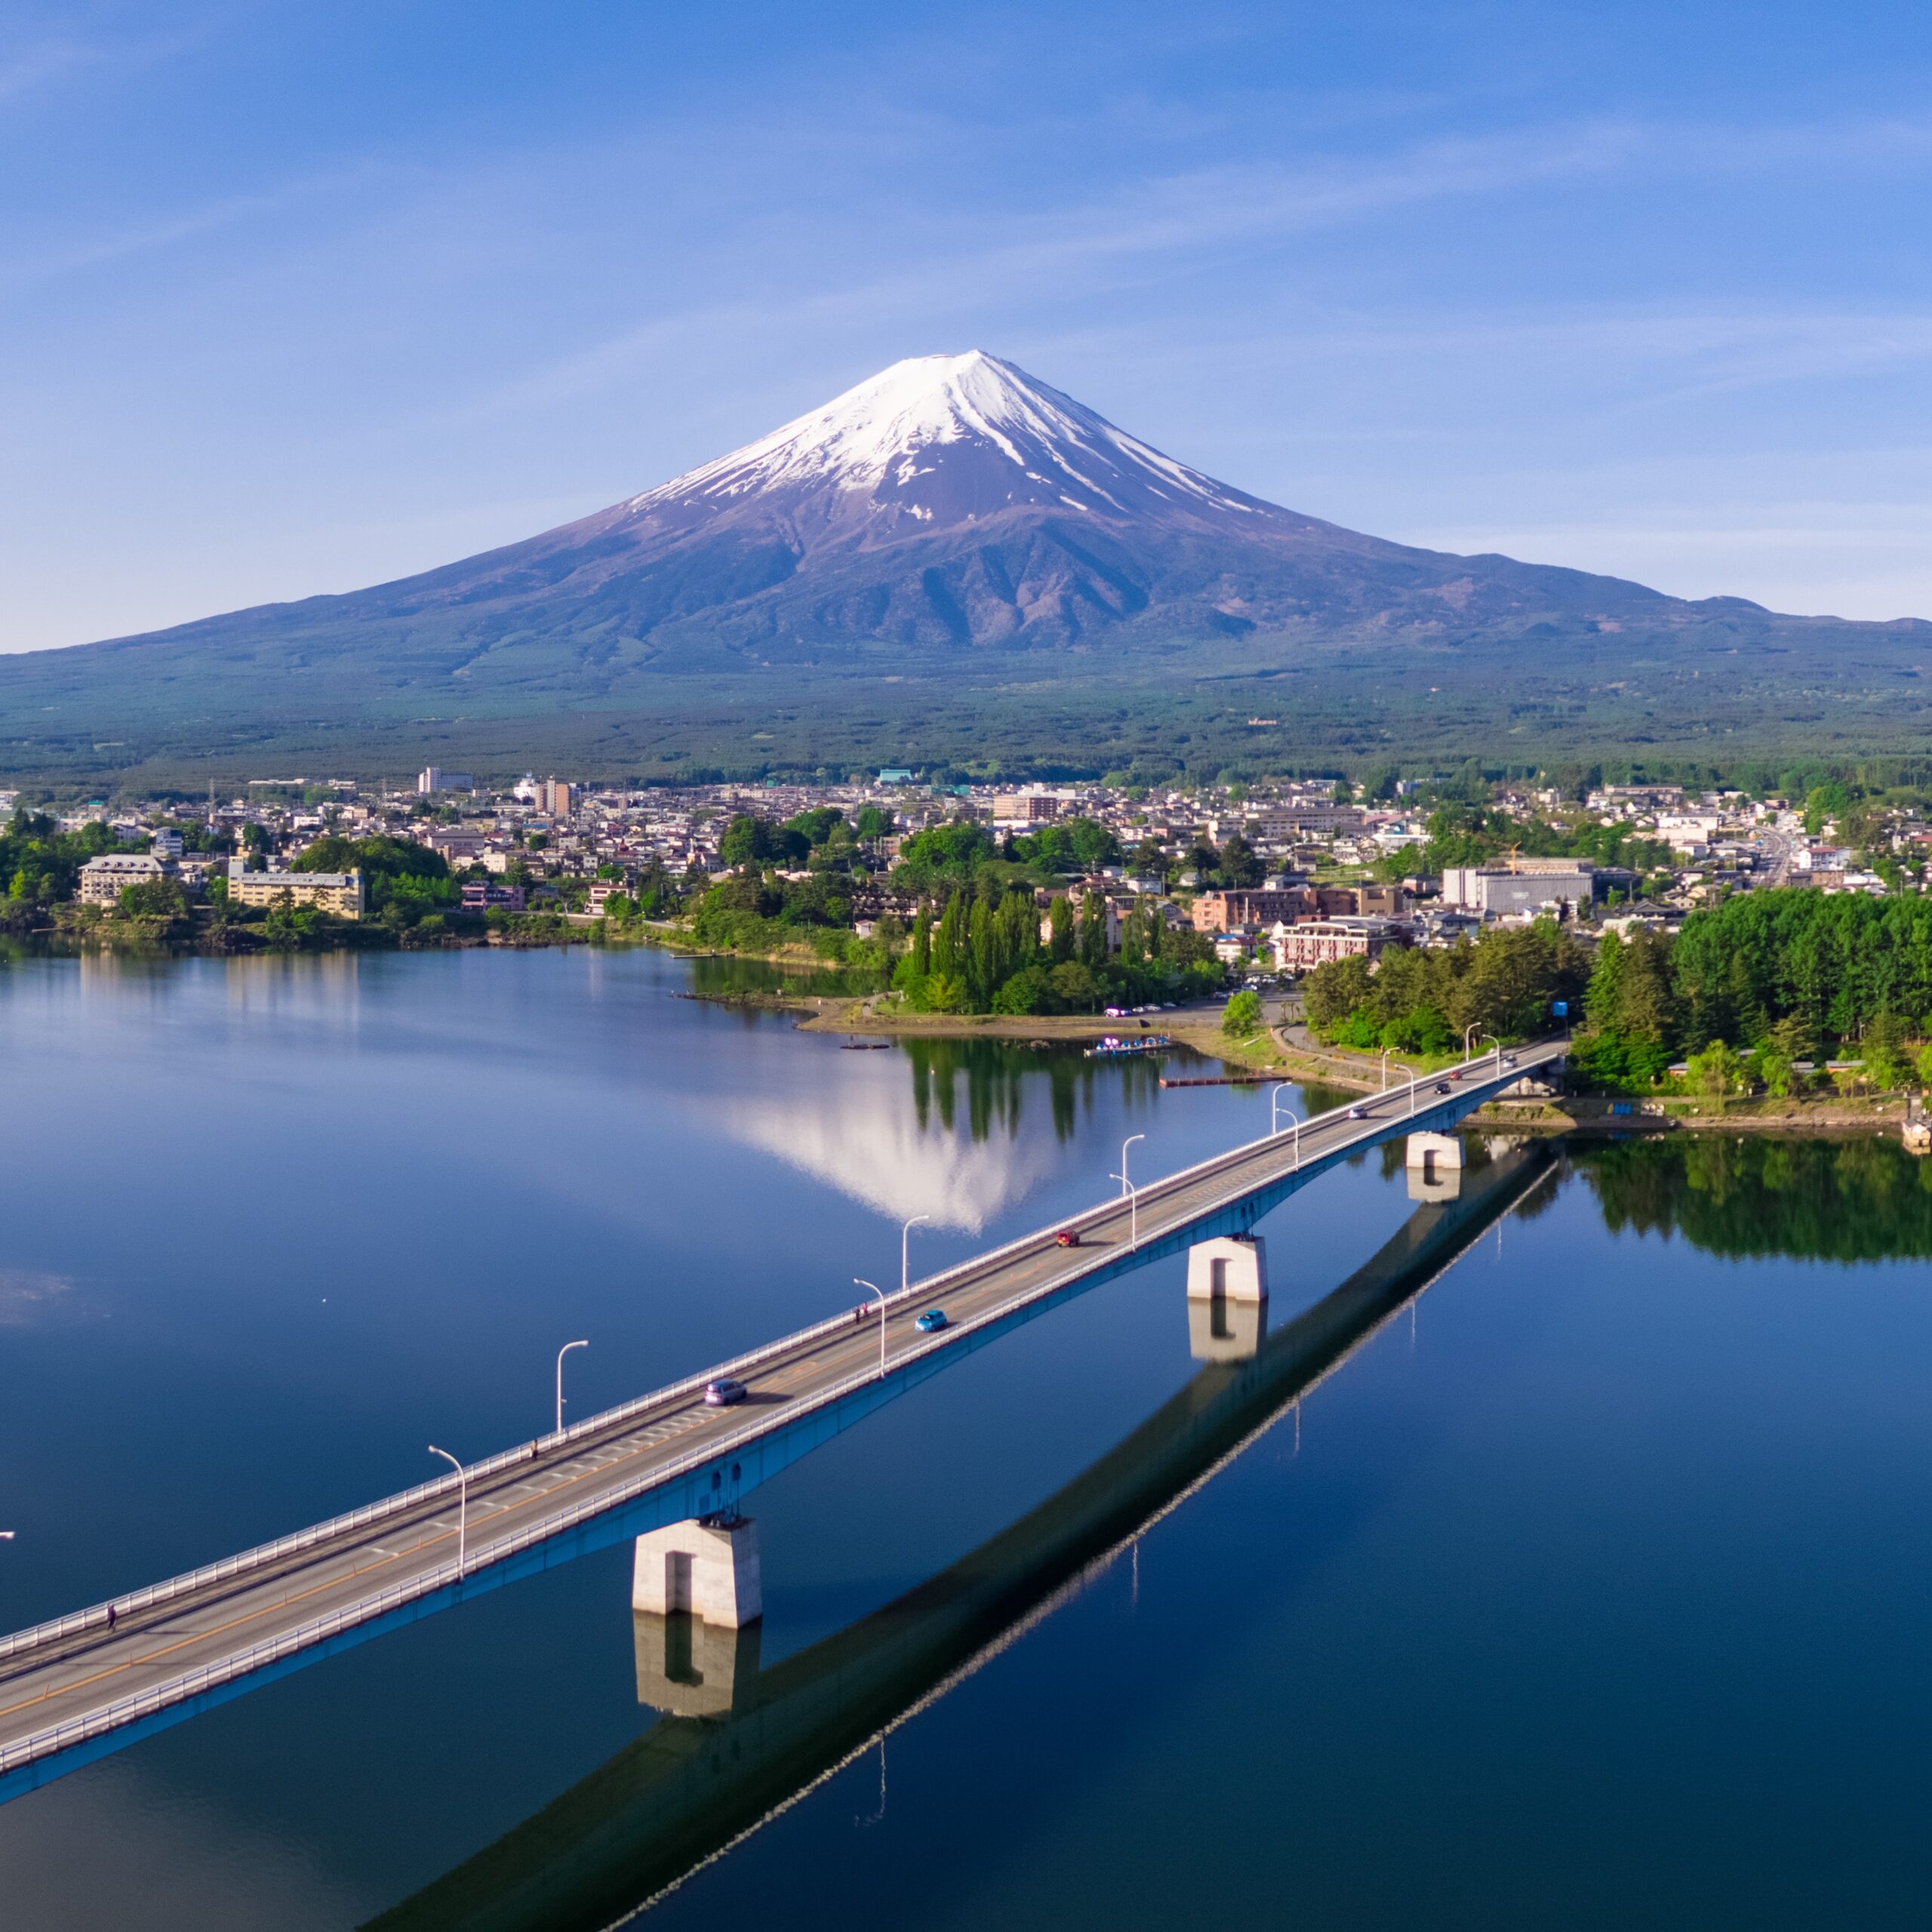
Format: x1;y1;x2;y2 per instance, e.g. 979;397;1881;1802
1271;1084;1302;1170
555;1339;588;1436
1380;1048;1393;1091
855;1278;888;1377
1112;1133;1145;1250
427;1445;467;1579
900;1214;929;1297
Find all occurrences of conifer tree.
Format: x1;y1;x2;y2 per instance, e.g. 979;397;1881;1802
1048;894;1075;964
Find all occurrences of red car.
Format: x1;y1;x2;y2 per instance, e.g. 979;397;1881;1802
1056;1229;1081;1247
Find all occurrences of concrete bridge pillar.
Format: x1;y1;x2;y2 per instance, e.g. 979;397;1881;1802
1186;1235;1269;1361
1186;1235;1268;1303
632;1514;761;1628
1406;1131;1463;1202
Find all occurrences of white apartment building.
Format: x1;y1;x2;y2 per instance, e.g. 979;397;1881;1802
78;854;169;906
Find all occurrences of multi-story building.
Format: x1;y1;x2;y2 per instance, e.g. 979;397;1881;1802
422;826;488;866
1190;887;1315;934
1312;884;1407;918
460;881;526;912
417;768;475;794
990;792;1062;827
1440;862;1593;916
78;854;169;906
1272;917;1411;972
226;867;365;918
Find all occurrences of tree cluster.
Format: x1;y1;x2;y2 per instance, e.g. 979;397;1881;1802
1;810;139;913
892;887;1220;1016
1574;889;1932;1091
291;833;457;930
1303;921;1592;1055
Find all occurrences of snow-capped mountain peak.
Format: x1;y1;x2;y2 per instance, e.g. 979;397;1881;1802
624;350;1268;532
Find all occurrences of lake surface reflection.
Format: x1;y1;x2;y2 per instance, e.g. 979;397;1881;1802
3;949;1932;1929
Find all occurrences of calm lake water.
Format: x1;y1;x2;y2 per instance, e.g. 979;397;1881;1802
4;948;1932;1928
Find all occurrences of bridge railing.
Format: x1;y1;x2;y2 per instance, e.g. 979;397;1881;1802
0;1040;1544;1670
0;1044;1556;1774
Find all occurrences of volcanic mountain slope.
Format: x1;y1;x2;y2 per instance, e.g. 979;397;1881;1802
238;349;1687;666
5;349;1930;782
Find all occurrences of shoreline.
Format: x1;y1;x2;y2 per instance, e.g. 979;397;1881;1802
17;933;1919;1143
783;993;1918;1139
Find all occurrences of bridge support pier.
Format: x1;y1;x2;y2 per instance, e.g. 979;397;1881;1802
632;1514;762;1628
1405;1131;1463;1203
1186;1235;1268;1362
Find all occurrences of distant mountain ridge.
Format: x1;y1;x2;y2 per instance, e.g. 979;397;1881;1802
2;349;1928;784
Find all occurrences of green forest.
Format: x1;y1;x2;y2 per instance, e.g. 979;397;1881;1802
1303;887;1932;1094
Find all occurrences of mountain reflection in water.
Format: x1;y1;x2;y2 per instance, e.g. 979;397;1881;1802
718;1038;1186;1231
367;1141;1557;1932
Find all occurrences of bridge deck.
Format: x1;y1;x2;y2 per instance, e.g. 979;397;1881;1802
0;1040;1565;1797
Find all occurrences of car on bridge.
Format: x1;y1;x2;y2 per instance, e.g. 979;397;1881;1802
1056;1229;1081;1247
704;1377;749;1407
915;1309;949;1334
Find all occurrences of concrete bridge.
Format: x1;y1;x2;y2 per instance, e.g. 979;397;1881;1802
372;1137;1560;1931
0;1041;1566;1803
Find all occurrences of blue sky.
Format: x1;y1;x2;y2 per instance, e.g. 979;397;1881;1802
5;0;1931;650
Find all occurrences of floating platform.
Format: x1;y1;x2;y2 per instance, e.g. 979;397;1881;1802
1084;1035;1173;1059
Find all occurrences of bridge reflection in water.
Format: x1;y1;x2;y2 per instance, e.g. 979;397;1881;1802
369;1139;1557;1932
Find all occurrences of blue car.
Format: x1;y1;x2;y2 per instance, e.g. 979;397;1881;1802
915;1309;949;1334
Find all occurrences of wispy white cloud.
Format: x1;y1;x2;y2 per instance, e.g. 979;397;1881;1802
0;10;223;112
454;106;1932;438
0;1267;76;1324
0;37;97;103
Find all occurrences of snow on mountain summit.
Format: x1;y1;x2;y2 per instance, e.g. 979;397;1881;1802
624;350;1268;534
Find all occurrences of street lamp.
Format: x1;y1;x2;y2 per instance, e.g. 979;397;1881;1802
1271;1083;1303;1169
1112;1133;1146;1249
1380;1048;1393;1091
555;1339;588;1436
427;1445;467;1578
900;1214;929;1296
855;1278;888;1377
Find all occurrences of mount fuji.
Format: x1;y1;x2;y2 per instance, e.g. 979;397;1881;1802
291;348;1684;654
3;350;1927;781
